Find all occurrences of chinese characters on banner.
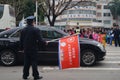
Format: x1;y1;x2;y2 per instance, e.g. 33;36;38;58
58;35;80;69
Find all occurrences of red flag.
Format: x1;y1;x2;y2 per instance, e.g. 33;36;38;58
58;35;80;69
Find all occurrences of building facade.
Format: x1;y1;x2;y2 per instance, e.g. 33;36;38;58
45;0;113;30
55;0;97;30
96;0;113;28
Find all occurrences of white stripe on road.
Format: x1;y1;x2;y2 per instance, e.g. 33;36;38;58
106;53;120;55
42;67;120;70
105;56;120;59
72;68;120;70
107;51;120;53
100;61;120;63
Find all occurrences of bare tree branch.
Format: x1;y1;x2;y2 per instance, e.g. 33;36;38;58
39;0;93;26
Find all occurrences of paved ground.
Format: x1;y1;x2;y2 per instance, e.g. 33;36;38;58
0;44;120;80
1;66;120;80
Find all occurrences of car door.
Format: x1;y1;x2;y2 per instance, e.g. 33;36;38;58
9;29;24;62
37;29;65;62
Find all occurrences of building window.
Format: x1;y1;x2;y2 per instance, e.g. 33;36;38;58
104;13;111;17
97;20;102;22
69;18;92;22
97;5;102;9
97;12;101;17
104;5;109;9
104;20;111;24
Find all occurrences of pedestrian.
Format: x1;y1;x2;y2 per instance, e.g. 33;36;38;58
20;16;47;80
106;29;110;44
92;31;98;41
109;28;114;45
113;25;120;47
75;27;80;34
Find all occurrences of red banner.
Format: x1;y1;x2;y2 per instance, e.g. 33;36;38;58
58;35;80;69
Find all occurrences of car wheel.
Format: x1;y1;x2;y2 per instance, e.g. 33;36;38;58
0;50;16;66
81;50;96;66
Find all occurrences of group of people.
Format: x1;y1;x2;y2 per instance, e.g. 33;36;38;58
64;25;120;47
106;25;120;47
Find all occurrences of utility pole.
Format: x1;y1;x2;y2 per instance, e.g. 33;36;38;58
36;0;38;26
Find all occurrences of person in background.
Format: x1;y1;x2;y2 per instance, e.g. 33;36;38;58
92;31;98;41
113;25;120;47
89;29;93;39
109;28;114;45
106;29;110;44
75;27;80;34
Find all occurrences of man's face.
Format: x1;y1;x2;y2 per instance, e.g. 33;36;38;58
33;20;36;26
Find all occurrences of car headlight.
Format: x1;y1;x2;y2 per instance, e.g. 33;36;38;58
97;43;106;52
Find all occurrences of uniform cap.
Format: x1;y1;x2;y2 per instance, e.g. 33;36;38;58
26;16;35;20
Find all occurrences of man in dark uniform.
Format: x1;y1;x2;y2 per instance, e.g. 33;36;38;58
113;25;120;47
20;16;46;80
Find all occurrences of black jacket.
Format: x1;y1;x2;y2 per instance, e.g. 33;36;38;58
20;25;45;53
113;28;120;38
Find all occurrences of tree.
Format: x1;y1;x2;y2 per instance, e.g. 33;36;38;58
24;0;35;17
14;0;35;24
38;0;93;26
108;0;120;24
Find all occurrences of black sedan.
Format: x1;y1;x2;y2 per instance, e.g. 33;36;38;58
0;26;106;66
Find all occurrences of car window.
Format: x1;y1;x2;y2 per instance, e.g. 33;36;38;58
10;30;21;38
53;31;64;38
41;30;64;39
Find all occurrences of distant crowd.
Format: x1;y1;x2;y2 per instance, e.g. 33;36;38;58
63;25;120;47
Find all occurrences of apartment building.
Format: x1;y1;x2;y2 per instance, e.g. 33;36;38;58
45;0;113;30
54;0;97;30
96;0;113;28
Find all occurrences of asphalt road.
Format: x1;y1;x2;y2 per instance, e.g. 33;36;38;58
0;44;120;80
0;66;120;80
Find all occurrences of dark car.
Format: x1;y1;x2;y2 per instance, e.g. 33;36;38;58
0;26;106;66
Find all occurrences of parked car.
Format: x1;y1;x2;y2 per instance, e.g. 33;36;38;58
0;26;106;66
0;29;4;32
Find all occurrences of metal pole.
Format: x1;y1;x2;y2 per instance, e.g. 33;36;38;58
66;9;69;28
36;0;38;26
67;10;69;24
116;7;118;25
